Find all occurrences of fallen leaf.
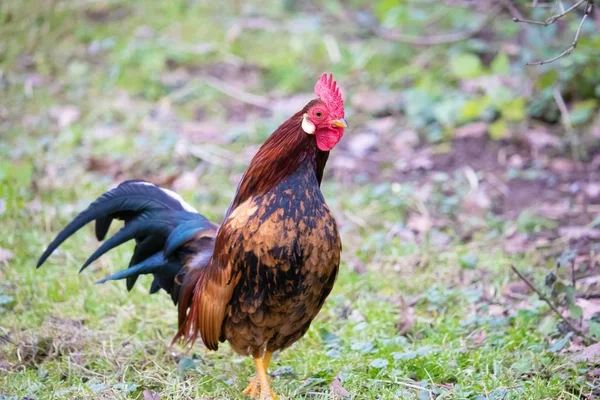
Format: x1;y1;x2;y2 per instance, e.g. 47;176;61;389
410;153;434;170
550;158;583;174
576;298;600;320
407;213;432;234
503;233;531;254
525;129;560;150
468;330;487;348
50;105;80;128
350;259;367;275
392;130;419;152
462;189;492;216
143;390;161;400
395;151;433;172
584;183;600;199
329;375;350;399
455;122;488;139
397;298;416;335
571;342;600;363
86;156;124;177
558;227;600;240
487;304;507;317
502;281;531;300
0;248;14;262
507;154;525;168
69;352;83;366
172;171;199;192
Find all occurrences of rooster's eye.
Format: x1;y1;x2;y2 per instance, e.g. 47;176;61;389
315;111;322;117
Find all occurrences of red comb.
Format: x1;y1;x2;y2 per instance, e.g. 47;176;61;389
314;73;344;120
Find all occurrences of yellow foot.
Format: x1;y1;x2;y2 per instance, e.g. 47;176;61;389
242;376;260;397
260;388;278;400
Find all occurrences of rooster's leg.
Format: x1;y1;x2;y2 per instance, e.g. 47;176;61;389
247;351;277;400
243;351;272;397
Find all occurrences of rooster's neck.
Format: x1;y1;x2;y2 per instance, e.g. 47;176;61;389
226;104;329;216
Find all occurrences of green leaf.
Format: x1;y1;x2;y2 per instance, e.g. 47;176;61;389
392;346;437;360
502;98;526;121
569;304;583;320
570;100;598;125
548;332;573;353
460;99;487;121
489;119;507;140
351;340;375;354
537;70;558;90
113;382;137;393
516;309;539;328
491;52;510;75
319;328;340;347
589;321;600;339
537;315;556;336
178;358;197;375
89;383;108;393
374;0;402;22
0;295;13;306
511;357;532;374
434;98;465;127
517;210;556;233
450;53;483;79
487;86;513;106
459;253;478;270
370;358;389;369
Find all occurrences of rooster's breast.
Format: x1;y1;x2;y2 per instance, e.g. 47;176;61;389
221;167;341;357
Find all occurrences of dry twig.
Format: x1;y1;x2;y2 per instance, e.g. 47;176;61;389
552;86;584;160
512;0;594;65
510;265;593;342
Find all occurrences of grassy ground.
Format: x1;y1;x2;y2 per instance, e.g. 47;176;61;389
1;0;599;399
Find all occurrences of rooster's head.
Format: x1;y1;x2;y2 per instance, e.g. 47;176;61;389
302;73;347;151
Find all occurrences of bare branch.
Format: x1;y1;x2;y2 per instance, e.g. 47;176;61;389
510;265;593;342
511;0;594;65
500;0;526;20
552;86;585;160
513;0;587;25
526;4;591;65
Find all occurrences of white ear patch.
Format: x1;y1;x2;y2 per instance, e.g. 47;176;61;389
302;113;315;134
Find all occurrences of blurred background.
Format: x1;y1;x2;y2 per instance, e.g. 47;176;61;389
1;0;600;399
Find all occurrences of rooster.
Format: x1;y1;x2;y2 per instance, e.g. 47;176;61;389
37;73;347;399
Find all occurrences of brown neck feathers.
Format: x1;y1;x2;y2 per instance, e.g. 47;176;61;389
226;100;329;215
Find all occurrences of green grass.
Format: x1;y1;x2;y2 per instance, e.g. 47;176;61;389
1;0;597;399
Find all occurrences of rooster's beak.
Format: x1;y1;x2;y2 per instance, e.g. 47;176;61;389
330;118;348;129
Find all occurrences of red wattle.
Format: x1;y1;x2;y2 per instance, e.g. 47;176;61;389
316;129;343;151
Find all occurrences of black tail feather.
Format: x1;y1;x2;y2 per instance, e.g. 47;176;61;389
96;252;165;284
37;180;216;302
